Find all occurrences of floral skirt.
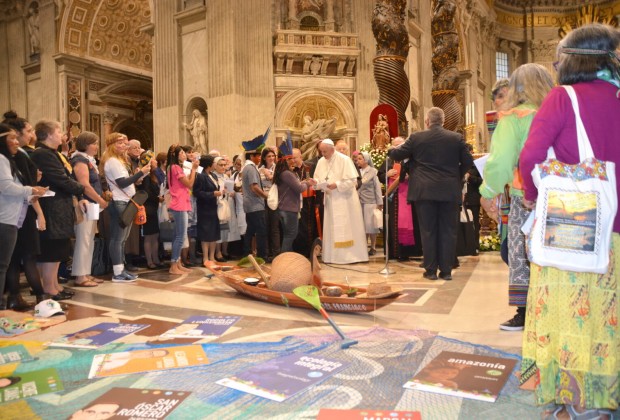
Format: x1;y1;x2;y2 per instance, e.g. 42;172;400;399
521;233;620;410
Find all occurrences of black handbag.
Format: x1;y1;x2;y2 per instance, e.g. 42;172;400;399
119;190;149;228
91;235;112;275
456;205;478;257
159;219;175;243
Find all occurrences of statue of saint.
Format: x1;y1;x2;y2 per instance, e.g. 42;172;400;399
371;114;390;149
183;109;207;153
27;4;41;55
299;115;337;159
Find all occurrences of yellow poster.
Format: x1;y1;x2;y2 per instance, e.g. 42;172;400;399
88;345;209;379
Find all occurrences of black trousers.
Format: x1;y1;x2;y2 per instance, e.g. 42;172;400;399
415;200;459;274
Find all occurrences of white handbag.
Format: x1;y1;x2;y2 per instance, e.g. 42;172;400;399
460;207;473;223
267;185;279;210
372;208;383;230
526;85;617;274
217;197;231;223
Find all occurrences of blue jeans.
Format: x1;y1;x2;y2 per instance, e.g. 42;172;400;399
169;210;188;262
108;201;132;266
279;210;298;253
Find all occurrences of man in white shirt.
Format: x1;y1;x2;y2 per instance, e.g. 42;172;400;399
313;139;368;264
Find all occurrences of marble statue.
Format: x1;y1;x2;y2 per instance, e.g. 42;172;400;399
27;3;40;55
299;115;337;159
183;109;208;153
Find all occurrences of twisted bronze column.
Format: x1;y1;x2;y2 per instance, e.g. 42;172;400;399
372;0;410;136
431;0;461;131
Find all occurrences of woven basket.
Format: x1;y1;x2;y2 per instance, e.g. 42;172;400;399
269;252;312;293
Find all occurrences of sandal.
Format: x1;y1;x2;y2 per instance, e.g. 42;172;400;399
565;405;605;420
74;279;98;287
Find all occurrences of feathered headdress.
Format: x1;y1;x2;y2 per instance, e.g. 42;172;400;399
278;131;293;159
242;125;271;153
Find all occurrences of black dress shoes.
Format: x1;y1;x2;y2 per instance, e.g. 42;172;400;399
6;294;34;312
215;256;227;263
422;271;438;280
439;272;453;280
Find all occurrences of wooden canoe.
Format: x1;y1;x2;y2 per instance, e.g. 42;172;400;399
210;265;404;313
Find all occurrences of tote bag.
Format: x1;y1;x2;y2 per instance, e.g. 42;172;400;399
526;85;617;274
267;185;279;210
217;197;231;223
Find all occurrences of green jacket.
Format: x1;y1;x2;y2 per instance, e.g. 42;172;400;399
479;103;537;199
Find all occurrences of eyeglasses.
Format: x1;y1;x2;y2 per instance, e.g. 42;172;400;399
217;163;227;166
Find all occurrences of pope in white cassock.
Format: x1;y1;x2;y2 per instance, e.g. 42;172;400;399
313;139;369;264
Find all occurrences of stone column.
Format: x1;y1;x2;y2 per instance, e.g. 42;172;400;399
288;0;298;29
342;0;352;32
38;0;59;120
102;110;118;143
325;0;335;31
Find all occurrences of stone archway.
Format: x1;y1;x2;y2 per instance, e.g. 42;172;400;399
275;88;356;158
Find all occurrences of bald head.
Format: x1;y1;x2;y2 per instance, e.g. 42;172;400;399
335;140;349;156
391;136;405;147
292;148;303;167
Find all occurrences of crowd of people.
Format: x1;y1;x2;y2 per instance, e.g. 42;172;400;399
0;21;618;419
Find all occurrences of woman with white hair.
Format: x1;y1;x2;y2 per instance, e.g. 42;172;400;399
354;151;383;255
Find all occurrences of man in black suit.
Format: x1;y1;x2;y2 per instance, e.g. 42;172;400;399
388;107;473;280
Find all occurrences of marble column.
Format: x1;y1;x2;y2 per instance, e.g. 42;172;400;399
325;0;335;31
342;0;352;32
288;0;298;29
38;0;59;120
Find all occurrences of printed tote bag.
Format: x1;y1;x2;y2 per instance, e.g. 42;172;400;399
527;85;617;274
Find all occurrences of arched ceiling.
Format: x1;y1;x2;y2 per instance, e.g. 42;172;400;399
60;0;152;71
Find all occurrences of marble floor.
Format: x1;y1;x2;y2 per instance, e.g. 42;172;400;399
5;250;522;351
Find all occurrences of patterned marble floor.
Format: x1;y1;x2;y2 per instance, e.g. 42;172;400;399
7;251;522;351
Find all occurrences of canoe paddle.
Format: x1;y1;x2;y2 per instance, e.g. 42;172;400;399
293;285;358;349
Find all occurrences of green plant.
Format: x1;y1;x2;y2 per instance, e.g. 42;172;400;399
358;143;388;168
345;287;358;297
479;232;502;252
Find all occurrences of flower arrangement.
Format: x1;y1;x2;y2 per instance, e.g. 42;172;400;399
358;143;388;168
479;232;501;252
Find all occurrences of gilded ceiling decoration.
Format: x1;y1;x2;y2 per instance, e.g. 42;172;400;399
62;0;152;71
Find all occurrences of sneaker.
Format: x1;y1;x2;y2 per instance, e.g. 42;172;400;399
499;311;525;331
112;271;138;283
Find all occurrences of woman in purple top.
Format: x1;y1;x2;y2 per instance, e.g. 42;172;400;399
519;23;620;419
273;153;315;253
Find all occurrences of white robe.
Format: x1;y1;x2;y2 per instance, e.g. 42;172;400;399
314;152;369;264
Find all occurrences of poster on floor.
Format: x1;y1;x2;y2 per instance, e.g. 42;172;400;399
318;408;422;420
403;350;517;402
217;352;349;402
0;344;33;365
49;323;149;349
68;387;190;419
0;368;63;403
160;315;241;339
88;345;209;379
